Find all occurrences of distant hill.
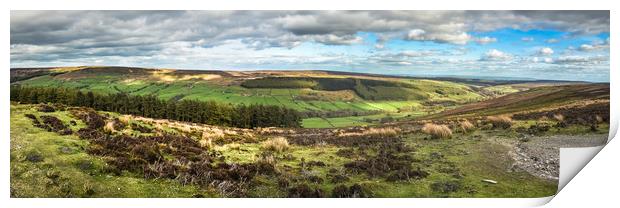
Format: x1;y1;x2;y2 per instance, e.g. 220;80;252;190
12;66;601;128
424;83;610;119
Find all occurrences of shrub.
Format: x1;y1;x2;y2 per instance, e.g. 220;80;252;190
25;151;44;162
422;123;452;139
331;184;369;198
37;104;55;112
287;184;324;198
430;180;461;193
262;137;290;153
487;115;512;129
458;120;475;133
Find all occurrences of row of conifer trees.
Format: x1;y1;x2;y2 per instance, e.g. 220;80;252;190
10;85;302;128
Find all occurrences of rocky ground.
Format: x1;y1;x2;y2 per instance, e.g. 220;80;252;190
507;134;609;180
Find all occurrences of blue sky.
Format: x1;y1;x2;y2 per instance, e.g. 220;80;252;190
10;11;610;82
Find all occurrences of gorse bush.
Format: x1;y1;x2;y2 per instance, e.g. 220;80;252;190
262;137;290;153
487;115;512;129
422;123;452;139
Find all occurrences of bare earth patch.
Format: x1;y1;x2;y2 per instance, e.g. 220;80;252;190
506;134;608;180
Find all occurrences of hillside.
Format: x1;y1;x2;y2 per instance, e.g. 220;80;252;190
11;66;592;128
11;66;491;127
424;83;610;119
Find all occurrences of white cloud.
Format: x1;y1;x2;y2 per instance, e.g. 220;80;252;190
546;38;559;43
474;36;497;45
480;49;513;61
553;55;608;65
405;29;472;45
538;47;554;56
521;37;534;42
578;42;609;51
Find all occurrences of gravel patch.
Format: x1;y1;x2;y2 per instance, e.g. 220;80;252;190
508;134;608;180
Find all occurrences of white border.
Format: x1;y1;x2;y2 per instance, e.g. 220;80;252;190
3;1;617;207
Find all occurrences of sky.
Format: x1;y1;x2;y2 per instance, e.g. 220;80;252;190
10;11;610;82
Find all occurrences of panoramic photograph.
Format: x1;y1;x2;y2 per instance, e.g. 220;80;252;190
9;10;609;198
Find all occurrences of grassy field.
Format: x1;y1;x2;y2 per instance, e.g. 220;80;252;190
10;103;560;197
15;67;491;128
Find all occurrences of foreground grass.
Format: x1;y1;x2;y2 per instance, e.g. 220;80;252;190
11;103;560;197
10;104;216;197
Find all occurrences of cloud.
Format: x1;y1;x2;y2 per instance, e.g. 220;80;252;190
405;29;472;45
312;34;363;45
538;47;554;56
578;41;609;51
546;38;559;43
553;55;608;65
11;11;609;51
521;37;534;42
474;36;497;45
530;57;554;63
9;11;610;82
480;49;512;61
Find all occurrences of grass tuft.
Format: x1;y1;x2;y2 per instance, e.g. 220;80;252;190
262;137;290;153
422;123;452;139
458;120;475;133
487;115;512;129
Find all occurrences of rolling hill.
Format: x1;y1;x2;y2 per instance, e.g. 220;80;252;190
424;83;610;119
10;66;591;128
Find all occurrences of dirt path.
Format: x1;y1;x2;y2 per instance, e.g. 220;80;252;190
503;134;608;180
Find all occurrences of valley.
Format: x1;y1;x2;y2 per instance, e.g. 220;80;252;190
9;66;609;198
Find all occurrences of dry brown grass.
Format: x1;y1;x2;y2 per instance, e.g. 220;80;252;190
487;115;513;129
337;127;400;137
104;121;116;133
227;143;241;151
258;127;285;134
118;115;131;125
202;128;225;140
262;137;290;153
198;130;220;149
595;115;603;123
198;137;213;149
422;123;452;139
458;120;475;133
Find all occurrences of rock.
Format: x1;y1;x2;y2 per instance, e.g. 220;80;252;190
59;146;73;154
482;179;497;184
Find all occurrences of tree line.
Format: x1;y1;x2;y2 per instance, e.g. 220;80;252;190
10;85;302;128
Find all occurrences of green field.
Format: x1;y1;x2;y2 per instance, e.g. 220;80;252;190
15;67;489;128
